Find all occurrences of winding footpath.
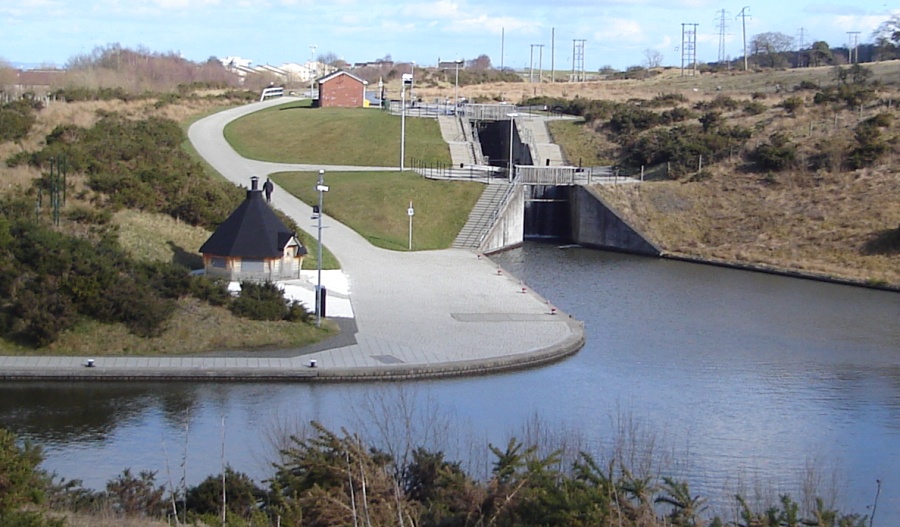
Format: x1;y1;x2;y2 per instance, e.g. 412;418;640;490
0;98;584;381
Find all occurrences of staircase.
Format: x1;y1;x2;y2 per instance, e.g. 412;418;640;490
438;115;477;166
452;183;511;249
521;119;566;167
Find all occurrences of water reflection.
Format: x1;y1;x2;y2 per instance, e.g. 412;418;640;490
0;244;898;521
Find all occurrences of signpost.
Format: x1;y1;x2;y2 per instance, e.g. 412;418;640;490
407;201;414;250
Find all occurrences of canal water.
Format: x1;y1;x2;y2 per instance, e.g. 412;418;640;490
1;243;898;522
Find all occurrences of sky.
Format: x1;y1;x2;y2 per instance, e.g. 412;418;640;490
1;1;897;72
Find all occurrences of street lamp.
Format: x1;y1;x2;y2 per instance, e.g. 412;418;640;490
507;112;519;182
400;72;413;171
454;59;462;111
309;44;317;100
315;169;329;327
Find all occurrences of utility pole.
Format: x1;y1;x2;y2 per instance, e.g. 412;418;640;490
797;27;806;67
501;27;505;70
737;7;751;71
847;31;861;63
681;23;699;76
572;39;585;82
551;28;555;82
537;44;544;84
529;44;539;82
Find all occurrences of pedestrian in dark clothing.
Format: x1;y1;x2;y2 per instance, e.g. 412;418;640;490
263;178;274;202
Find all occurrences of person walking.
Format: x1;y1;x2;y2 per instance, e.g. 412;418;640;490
263;177;274;203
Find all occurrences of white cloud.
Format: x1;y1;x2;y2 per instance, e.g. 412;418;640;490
831;14;891;33
593;18;644;43
451;14;537;35
403;0;462;19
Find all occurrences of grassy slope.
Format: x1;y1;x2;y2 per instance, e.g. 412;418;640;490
224;100;452;166
0;98;339;356
272;171;483;251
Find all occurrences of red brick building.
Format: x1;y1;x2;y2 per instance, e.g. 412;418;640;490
316;70;368;108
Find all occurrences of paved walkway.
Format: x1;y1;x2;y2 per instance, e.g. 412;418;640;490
0;98;584;381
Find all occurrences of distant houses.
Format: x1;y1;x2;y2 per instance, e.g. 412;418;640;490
219;57;331;86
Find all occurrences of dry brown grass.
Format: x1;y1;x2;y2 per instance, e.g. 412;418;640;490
18;297;336;356
595;163;900;285
407;59;900;104
115;209;210;267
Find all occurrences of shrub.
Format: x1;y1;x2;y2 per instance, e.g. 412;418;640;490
229;281;290;321
743;101;767;115
780;96;805;115
607;105;660;134
105;469;165;518
752;132;797;171
795;80;819;91
660;106;695;124
696;95;739;111
648;92;688;107
0;100;38;144
848;115;891;169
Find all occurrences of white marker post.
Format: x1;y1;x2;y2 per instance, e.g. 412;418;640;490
407;201;415;250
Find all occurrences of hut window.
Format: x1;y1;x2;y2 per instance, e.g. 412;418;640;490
211;257;227;269
242;258;265;272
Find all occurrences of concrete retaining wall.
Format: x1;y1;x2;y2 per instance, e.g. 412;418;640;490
481;185;525;254
569;186;661;256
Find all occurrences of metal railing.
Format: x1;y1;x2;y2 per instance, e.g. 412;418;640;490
260;86;284;101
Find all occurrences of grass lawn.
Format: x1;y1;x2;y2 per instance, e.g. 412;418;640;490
224;100;451;166
272;171;484;251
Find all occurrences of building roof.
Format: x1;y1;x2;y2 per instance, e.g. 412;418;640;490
317;70;368;86
199;178;304;258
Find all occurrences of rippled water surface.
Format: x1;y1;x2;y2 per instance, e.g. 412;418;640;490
1;243;898;522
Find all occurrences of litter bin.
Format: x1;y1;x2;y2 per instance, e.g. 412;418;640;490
316;286;327;318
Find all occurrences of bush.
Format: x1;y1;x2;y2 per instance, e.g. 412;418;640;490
795;80;819;91
105;469;165;518
848;115;891;169
607;105;660;134
752;132;797;171
229;281;290;321
0;100;38;144
743;101;767;115
780;96;805;115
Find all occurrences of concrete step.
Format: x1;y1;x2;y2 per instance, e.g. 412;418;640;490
452;183;511;249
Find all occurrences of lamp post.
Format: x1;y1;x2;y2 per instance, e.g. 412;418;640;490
400;72;413;171
454;59;462;110
315;169;328;327
309;44;317;99
507;112;519;182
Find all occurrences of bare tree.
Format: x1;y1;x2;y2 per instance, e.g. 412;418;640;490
751;32;794;68
874;14;900;44
643;49;664;69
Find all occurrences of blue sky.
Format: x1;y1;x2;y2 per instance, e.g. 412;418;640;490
2;1;897;71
